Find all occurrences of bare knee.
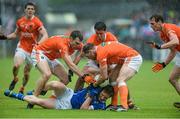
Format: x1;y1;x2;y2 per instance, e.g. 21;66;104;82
51;81;64;89
43;71;52;81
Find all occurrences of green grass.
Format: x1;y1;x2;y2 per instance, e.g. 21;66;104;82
0;58;179;118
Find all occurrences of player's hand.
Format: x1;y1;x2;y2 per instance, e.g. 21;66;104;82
152;62;166;72
146;41;161;49
82;74;96;84
0;33;7;40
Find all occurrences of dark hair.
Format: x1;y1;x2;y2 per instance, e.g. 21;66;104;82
102;85;114;97
94;21;106;31
24;2;36;9
70;30;83;41
83;43;94;54
150;14;164;23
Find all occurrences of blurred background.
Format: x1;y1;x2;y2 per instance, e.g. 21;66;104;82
0;0;180;61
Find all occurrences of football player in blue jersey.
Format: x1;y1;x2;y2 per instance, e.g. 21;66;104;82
4;80;114;110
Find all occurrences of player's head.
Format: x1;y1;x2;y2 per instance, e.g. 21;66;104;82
24;2;36;18
94;21;106;41
98;85;114;102
83;43;96;60
69;30;83;48
149;14;164;32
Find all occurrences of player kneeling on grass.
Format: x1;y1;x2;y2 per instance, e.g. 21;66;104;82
4;81;114;110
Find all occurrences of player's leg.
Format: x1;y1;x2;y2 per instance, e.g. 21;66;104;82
117;55;142;111
109;64;121;107
169;65;180;95
43;81;66;97
117;64;136;110
24;95;56;109
34;60;52;97
51;60;69;85
19;64;32;94
9;51;25;90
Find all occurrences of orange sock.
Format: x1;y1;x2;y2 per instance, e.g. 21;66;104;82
119;85;128;109
19;86;24;91
111;85;118;106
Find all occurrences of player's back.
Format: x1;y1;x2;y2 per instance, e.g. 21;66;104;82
97;42;139;65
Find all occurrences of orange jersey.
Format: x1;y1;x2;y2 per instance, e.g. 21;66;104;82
16;16;43;53
87;32;118;46
160;23;180;52
36;36;83;60
96;42;139;66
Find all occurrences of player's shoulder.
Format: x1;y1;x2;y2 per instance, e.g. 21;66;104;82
17;16;25;23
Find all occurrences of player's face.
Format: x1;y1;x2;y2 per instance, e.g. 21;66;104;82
95;30;106;41
25;5;35;18
149;18;162;32
99;90;110;102
84;50;96;60
71;38;81;48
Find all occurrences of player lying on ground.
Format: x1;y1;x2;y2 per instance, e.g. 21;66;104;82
4;81;114;110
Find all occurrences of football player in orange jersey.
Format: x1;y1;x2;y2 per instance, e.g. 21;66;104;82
74;21;118;91
74;21;138;110
0;2;48;94
147;14;180;108
82;43;143;111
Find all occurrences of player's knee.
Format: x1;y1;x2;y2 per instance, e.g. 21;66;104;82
61;79;69;85
14;64;20;69
43;71;52;80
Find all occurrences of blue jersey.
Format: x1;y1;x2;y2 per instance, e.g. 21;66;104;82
70;87;106;110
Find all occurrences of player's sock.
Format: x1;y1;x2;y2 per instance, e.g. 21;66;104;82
111;85;118;106
19;86;24;94
118;82;128;109
9;77;18;90
10;92;25;101
49;95;57;99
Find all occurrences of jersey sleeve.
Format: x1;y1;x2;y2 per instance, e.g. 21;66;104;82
35;17;43;30
109;32;118;41
60;45;69;57
87;34;96;43
96;47;108;66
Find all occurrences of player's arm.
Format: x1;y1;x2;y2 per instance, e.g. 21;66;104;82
93;63;108;87
80;96;93;110
63;52;83;77
38;26;48;44
152;48;176;72
161;32;179;49
73;50;83;65
0;28;18;40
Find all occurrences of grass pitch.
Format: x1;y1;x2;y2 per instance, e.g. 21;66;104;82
0;58;179;118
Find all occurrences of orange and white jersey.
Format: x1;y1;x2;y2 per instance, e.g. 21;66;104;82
16;16;43;53
96;42;139;66
35;36;83;60
160;23;180;52
87;32;118;46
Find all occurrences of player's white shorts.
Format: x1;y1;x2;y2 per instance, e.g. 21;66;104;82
14;47;32;65
86;59;99;69
175;52;180;67
55;87;74;109
31;49;62;70
125;55;143;72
